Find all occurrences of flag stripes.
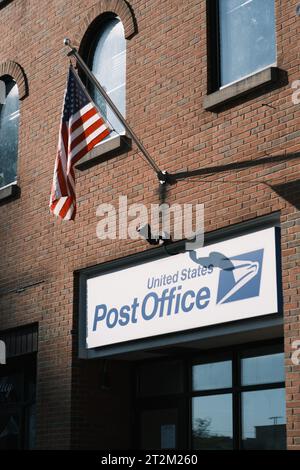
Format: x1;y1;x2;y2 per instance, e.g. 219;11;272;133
50;66;110;220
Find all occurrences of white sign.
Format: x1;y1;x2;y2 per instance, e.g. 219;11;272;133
86;228;279;349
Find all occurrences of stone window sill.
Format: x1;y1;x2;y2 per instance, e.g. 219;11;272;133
0;182;20;204
76;133;132;171
204;67;283;111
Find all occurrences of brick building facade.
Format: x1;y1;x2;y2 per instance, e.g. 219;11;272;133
0;0;300;450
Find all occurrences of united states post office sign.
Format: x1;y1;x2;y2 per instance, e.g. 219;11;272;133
85;227;280;350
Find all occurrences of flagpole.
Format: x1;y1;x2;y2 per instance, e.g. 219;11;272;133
64;38;171;184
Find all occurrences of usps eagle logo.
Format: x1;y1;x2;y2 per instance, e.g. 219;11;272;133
216;249;264;304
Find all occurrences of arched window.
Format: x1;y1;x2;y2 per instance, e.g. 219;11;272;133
89;17;126;136
0;77;19;189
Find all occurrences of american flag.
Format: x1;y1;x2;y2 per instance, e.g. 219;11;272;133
50;65;111;220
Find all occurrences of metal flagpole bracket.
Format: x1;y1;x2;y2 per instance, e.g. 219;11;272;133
157;171;177;185
63;38;174;186
64;38;76;56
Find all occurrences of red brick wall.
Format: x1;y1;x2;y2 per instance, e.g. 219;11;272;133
0;0;300;449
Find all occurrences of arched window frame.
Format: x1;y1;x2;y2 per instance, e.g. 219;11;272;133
0;76;20;188
75;0;137;168
86;13;127;137
0;60;27;202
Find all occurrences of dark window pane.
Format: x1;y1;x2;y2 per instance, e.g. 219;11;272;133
192;360;232;391
242;352;285;386
242;388;286;450
0;79;19;188
0;374;23;404
192;394;233;449
138;361;184;396
219;0;276;86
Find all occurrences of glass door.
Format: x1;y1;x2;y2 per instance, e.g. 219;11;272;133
0;406;22;450
135;359;187;449
138;398;187;450
140;405;178;450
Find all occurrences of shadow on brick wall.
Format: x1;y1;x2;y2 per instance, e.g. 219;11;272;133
170;152;300;180
165;152;300;210
271;179;300;211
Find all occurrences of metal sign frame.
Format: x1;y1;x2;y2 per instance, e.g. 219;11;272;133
77;213;283;359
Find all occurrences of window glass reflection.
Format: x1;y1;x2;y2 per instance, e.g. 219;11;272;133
242;388;286;450
92;18;126;135
0;374;23;404
242;353;285;386
219;0;276;86
0;79;19;188
192;361;232;391
192;394;233;449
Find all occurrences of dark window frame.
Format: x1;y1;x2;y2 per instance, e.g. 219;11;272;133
135;339;286;450
0;353;37;450
0;0;13;9
190;342;285;450
207;0;221;93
